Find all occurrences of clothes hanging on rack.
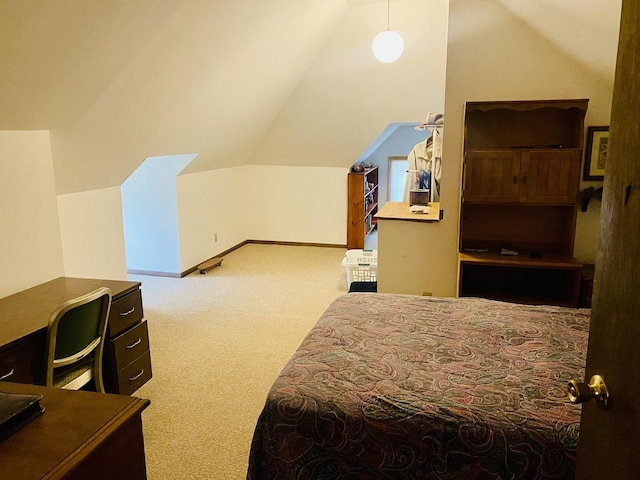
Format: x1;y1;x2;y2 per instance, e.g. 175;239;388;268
402;134;442;202
403;112;444;202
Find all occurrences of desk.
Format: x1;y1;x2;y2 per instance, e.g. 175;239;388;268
0;382;149;479
0;277;152;395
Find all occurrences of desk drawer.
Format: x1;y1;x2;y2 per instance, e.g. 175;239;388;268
109;289;143;337
116;351;152;396
0;340;42;384
111;321;150;372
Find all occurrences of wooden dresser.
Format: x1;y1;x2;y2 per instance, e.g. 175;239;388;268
0;277;152;395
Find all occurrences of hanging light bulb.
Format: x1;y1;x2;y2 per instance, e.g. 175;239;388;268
372;0;404;63
373;30;404;63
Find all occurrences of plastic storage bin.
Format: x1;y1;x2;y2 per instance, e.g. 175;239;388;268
342;249;378;284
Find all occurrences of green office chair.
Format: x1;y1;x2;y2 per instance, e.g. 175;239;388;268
45;287;112;393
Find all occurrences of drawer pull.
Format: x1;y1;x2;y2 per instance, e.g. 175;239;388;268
126;338;142;350
129;369;145;382
120;307;136;316
0;369;14;381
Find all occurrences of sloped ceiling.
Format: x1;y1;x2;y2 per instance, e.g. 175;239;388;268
0;1;180;130
1;0;349;194
494;0;621;82
0;0;622;195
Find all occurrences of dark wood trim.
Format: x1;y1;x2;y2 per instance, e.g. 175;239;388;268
246;240;346;249
179;240;250;277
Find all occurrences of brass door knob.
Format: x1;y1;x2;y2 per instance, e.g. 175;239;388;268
567;374;609;408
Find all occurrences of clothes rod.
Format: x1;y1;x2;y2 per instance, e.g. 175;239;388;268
415;124;444;131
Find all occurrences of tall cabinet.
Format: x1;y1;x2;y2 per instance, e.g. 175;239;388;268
458;99;588;307
347;166;378;249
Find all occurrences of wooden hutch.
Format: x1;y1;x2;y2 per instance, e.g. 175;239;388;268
458;99;588;307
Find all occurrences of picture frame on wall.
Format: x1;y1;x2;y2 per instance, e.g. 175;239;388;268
583;126;608;180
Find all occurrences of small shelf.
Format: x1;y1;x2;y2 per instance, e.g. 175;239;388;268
459;251;582;269
365;201;378;216
459;259;581;307
366;222;377;236
347;166;379;249
464;100;588;151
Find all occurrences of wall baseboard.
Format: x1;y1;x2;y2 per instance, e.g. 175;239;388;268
178;240;346;278
129;240;346;278
246;240;346;249
127;269;182;278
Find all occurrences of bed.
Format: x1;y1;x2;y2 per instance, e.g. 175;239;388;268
247;293;589;480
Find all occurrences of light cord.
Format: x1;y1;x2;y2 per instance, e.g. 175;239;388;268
387;0;390;30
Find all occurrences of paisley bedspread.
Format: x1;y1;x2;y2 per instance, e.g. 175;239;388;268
247;294;589;479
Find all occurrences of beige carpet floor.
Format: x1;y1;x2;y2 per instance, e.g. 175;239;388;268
131;244;349;479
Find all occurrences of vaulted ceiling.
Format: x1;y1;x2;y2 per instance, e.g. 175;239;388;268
1;0;352;193
0;1;621;194
0;1;348;130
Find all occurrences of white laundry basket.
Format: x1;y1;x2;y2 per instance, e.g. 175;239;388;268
342;249;378;284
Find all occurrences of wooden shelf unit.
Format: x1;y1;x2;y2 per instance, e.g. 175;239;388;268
458;99;588;307
347;166;378;249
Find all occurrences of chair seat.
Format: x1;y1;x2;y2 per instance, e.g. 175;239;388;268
53;358;94;390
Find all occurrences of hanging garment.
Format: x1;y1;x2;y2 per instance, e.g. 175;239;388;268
402;135;441;202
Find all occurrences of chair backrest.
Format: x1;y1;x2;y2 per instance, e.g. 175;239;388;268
45;287;112;391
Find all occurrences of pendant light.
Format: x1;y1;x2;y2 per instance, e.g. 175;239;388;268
372;0;404;63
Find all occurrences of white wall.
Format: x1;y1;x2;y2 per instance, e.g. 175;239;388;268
177;167;250;272
177;165;347;273
0;131;65;298
242;165;347;244
122;154;196;275
56;163;347;281
56;164;347;281
57;187;128;280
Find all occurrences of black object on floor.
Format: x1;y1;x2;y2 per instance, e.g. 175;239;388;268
349;282;377;293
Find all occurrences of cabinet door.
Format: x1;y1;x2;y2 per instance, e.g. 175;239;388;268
463;151;520;203
520;150;580;204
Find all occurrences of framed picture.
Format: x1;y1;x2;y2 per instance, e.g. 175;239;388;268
583;126;609;180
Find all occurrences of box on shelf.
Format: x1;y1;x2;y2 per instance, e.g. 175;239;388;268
342;249;378;284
